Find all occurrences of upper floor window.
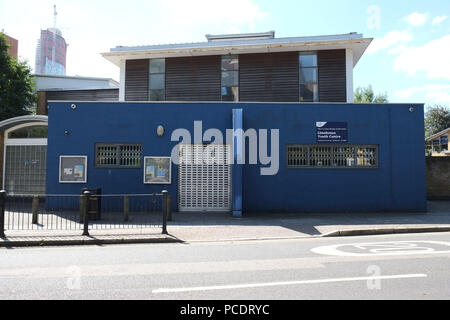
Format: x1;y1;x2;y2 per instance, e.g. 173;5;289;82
149;58;165;101
221;55;239;102
299;52;318;102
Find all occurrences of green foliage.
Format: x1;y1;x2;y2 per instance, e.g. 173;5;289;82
425;105;450;138
0;33;36;122
354;85;388;104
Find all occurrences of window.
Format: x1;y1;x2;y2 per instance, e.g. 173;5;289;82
357;147;378;167
95;143;142;168
299;52;318;102
287;145;378;168
149;58;165;101
221;55;239;102
431;135;449;153
8;126;48;139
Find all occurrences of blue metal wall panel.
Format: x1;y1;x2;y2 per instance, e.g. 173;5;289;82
47;102;426;213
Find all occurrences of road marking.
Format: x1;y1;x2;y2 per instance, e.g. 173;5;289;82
312;241;450;257
152;274;427;294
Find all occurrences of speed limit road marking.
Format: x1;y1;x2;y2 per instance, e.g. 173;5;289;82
312;241;450;257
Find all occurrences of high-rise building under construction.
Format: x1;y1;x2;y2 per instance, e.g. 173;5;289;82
35;27;67;76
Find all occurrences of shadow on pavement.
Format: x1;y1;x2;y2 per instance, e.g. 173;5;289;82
167;201;450;237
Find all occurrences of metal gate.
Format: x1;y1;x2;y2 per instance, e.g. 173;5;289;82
178;144;232;212
4;145;47;195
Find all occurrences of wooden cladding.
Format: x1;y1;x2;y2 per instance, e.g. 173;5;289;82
125;59;149;101
122;50;348;102
318;50;347;102
42;89;119;115
239;52;299;102
46;89;119;102
165;56;221;101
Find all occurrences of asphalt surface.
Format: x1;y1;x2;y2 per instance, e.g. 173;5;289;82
0;232;449;300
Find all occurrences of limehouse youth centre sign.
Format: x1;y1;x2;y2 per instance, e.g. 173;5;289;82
316;122;348;143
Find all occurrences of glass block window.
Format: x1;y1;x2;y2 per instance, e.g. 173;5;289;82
221;55;239;102
96;143;142;168
287;145;378;168
299;52;319;102
149;58;165;101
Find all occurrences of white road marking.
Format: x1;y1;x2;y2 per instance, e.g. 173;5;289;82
152;274;428;294
312;241;450;257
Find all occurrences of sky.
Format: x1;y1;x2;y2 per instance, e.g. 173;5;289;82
1;0;449;106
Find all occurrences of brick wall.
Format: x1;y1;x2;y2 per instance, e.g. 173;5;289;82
426;157;450;200
0;131;3;190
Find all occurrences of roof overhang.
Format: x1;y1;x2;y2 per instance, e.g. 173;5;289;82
102;37;373;68
0;115;48;131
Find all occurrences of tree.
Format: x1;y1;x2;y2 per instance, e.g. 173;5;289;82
354;85;388;103
0;33;36;122
425;105;450;138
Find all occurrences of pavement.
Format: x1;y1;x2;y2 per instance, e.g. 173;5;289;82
1;201;450;247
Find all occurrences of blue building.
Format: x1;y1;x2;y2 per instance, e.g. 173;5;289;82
46;101;426;215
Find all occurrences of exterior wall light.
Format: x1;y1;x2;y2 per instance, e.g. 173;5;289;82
71;104;77;110
64;130;69;136
157;125;164;137
409;107;415;113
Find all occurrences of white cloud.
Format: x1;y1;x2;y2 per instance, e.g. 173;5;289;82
405;12;428;26
432;16;448;25
367;30;413;54
395;84;450;104
393;35;450;80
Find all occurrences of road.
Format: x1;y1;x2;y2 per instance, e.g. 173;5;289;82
0;232;449;300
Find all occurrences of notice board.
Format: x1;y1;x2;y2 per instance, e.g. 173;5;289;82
143;157;171;184
59;156;87;183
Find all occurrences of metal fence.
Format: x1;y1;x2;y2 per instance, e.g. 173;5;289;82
0;190;169;237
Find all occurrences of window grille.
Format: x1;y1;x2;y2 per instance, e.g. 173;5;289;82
333;146;356;167
357;147;377;167
96;143;142;168
309;146;331;167
287;146;308;167
287;145;378;168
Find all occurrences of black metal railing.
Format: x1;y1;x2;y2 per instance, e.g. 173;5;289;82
0;190;170;237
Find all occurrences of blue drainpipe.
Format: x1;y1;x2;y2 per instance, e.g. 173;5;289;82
232;109;243;218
